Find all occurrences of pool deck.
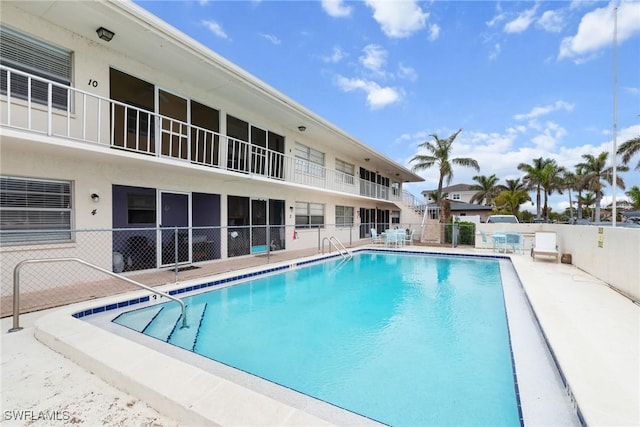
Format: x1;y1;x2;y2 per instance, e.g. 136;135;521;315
2;245;638;426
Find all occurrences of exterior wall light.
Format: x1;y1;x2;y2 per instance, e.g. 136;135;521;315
96;27;115;42
91;193;100;202
298;126;306;132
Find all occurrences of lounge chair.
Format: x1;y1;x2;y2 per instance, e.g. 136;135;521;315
532;231;559;262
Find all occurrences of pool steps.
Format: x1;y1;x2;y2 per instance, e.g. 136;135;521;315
113;302;207;352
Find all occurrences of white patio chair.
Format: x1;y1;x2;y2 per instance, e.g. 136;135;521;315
532;231;559;262
370;228;384;244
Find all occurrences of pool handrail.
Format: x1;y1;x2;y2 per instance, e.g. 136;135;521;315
322;236;352;261
9;257;188;332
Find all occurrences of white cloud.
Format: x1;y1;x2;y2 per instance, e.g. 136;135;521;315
559;1;640;62
397;63;418;82
536;10;565;33
259;33;281;45
321;0;352;18
624;86;640;96
504;5;539;33
322;47;348;63
201;20;228;39
365;0;429;38
487;12;506;27
488;43;501;60
428;23;440;41
531;121;568;151
360;44;388;74
335;76;403;109
514;101;575;121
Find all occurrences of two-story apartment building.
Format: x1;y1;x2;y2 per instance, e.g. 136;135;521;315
0;0;424;284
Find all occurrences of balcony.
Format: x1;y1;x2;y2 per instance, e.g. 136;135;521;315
0;65;424;207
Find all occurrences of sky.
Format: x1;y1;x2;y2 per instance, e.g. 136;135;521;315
134;0;640;214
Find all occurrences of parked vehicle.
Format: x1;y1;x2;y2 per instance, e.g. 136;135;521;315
486;215;519;224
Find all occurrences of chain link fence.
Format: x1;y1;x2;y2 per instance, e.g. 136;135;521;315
1;222;473;318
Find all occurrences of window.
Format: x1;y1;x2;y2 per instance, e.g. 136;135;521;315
0;176;72;244
452;193;461;200
0;27;72;110
335;205;354;227
335;158;355;185
127;193;156;224
295;142;325;177
295;202;324;228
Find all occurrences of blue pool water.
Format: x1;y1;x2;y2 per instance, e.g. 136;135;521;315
114;252;521;426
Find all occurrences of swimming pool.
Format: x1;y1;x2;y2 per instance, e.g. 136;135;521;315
112;251;522;426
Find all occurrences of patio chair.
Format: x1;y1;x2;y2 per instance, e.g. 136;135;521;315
370;228;384;244
479;231;493;251
404;229;415;246
385;229;403;248
532;231;559;262
505;232;524;254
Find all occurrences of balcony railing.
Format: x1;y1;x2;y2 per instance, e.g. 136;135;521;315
1;65;417;204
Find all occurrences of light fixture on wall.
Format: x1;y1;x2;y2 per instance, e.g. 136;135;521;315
298;126;306;132
90;193;100;202
289;206;294;212
96;27;115;42
364;158;370;162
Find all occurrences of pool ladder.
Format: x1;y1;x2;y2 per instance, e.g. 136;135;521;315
322;236;352;261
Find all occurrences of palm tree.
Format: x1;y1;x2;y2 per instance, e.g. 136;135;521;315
517;157;553;220
410;129;480;220
538;160;566;220
625;185;640;210
576;152;628;222
493;178;531;216
561;170;577;221
617;136;640;171
469;174;505;205
574;165;588;220
579;192;596;221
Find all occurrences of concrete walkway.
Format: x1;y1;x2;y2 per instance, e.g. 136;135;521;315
510;255;639;426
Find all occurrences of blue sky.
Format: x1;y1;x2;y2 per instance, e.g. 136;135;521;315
135;0;640;214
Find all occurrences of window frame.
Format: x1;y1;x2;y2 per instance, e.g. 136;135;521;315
335;158;355;186
295;201;325;229
294;142;325;178
335;205;354;227
0;176;73;245
0;26;72;111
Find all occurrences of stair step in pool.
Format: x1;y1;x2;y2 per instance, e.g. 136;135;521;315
112;305;162;333
168;303;207;351
143;303;184;342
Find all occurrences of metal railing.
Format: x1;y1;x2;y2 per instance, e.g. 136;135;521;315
1;65;422;205
322;236;352;260
9;257;187;333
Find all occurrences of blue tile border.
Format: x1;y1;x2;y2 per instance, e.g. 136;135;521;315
73;250;508;320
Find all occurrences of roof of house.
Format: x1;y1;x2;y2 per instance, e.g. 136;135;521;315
427;201;492;211
421;183;473;195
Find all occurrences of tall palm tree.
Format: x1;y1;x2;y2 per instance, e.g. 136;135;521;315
517;157;553;220
469;174;505;205
493;178;531;216
538;160;566;220
410;129;480;219
574;165;588;220
625;185;640;210
617;136;640;171
576;152;628;222
579;192;596;221
561;170;577;221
